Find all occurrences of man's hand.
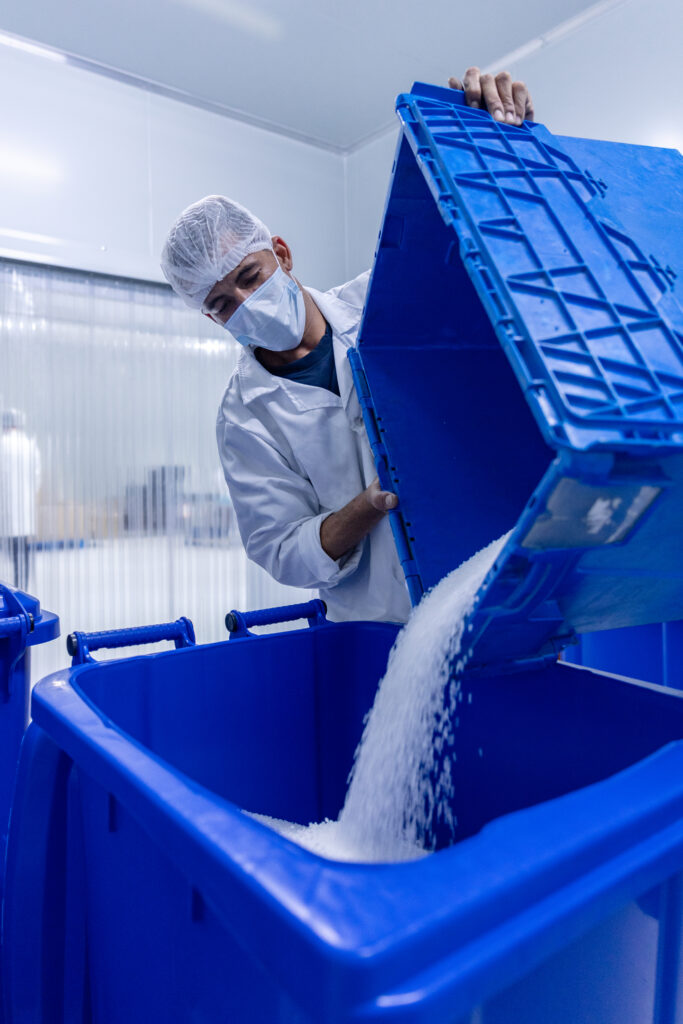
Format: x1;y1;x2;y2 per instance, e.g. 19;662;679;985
320;478;397;562
448;68;534;126
367;477;398;513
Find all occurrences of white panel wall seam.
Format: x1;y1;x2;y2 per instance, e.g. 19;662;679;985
0;29;347;155
342;152;350;284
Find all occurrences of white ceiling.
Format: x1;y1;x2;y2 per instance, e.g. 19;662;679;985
1;0;600;151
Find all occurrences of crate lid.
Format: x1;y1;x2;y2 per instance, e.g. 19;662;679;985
353;82;683;670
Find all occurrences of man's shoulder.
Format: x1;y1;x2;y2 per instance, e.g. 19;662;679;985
217;351;274;433
217;361;245;423
323;269;371;308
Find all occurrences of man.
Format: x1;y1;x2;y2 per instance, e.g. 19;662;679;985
0;409;41;592
161;70;534;623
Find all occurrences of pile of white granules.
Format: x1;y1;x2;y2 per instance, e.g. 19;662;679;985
249;533;509;862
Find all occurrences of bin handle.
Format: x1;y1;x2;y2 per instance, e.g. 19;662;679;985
225;599;327;639
67;617;196;666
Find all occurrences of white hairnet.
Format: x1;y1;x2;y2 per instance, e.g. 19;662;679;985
160;196;273;309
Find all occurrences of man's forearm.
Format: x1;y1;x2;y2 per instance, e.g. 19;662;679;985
320;479;397;561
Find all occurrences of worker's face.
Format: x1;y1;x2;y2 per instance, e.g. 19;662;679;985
202;237;293;326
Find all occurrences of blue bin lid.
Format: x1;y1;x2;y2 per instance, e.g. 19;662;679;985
0;585;60;649
353;82;683;669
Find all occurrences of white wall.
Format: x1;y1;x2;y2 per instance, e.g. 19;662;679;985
4;0;681;292
504;0;683;151
343;0;683;278
344;131;399;281
0;46;347;291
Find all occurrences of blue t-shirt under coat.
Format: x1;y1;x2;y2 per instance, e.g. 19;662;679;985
267;323;339;396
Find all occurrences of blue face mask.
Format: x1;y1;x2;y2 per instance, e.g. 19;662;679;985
225;265;306;351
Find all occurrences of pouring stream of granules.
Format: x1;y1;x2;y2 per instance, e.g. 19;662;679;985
248;533;509;862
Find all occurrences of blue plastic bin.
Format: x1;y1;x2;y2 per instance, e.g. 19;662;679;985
564;620;683;689
5;606;683;1022
0;584;58;1024
0;584;59;855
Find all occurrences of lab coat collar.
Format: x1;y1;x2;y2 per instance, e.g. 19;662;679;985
236;283;361;410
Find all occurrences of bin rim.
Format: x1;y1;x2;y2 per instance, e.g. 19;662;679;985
27;654;683;1015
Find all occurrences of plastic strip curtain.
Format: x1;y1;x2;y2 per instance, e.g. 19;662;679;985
0;258;308;680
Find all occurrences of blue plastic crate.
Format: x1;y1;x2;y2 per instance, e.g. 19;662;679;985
352;82;683;667
6;607;683;1023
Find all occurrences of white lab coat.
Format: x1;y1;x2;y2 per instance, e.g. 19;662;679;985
0;429;41;537
216;271;412;624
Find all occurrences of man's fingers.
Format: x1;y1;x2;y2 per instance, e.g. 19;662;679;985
479;72;505;121
512;80;528;125
494;71;516;123
457;66;533;123
372;491;398;512
366;478;398;512
462;66;482;109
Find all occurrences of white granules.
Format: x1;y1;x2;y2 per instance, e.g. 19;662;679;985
247;533;509;863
